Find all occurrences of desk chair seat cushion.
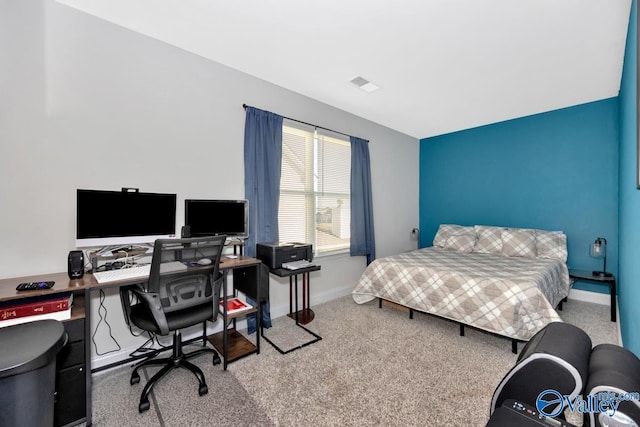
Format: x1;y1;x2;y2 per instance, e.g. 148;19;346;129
130;301;213;335
585;343;640;427
490;322;592;415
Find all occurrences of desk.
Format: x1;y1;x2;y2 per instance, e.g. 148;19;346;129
0;255;261;426
568;269;617;322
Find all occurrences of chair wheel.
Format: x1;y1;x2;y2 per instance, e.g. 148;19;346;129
138;399;150;413
130;373;140;385
212;354;221;365
199;384;208;396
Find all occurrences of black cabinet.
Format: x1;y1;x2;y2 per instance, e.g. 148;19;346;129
55;319;86;427
233;263;269;302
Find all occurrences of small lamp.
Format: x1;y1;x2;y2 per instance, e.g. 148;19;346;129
589;237;613;277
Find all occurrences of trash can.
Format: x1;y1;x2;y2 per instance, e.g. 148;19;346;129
0;319;67;427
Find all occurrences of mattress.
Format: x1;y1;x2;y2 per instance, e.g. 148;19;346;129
352;247;571;341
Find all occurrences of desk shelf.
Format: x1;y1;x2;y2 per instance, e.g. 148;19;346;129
207;262;265;370
221;306;257;321
207;303;259;370
207;329;257;365
70;293;86;321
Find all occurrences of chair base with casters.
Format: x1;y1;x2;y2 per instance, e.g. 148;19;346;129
130;329;220;413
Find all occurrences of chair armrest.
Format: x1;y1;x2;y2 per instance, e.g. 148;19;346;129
119;284;142;327
129;287;171;335
211;273;224;323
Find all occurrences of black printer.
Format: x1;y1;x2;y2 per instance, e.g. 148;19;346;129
256;242;313;269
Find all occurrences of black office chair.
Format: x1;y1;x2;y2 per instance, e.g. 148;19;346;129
120;236;226;413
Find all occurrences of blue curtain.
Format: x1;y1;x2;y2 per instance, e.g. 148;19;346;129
350;136;376;265
243;106;283;333
244;107;283;257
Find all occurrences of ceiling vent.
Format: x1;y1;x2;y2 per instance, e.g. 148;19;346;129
350;76;380;93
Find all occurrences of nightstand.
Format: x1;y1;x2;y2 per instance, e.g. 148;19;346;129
568;269;616;322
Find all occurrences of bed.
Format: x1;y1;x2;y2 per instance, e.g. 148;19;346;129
352;224;571;348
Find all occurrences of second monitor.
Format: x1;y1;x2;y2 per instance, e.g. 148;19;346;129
184;199;248;239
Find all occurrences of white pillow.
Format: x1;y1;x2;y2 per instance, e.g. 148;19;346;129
535;230;568;262
501;228;536;258
443;229;477;253
433;224;470;248
473;225;504;254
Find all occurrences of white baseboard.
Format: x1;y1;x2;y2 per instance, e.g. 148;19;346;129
92;347;142;373
567;288;623;346
568;288;611;305
267;284;354;319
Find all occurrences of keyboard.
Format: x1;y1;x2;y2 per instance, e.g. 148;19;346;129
159;261;188;274
93;265;151;284
93;261;189;284
282;259;315;270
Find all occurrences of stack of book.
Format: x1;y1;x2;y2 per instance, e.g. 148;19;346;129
219;297;253;315
0;293;73;327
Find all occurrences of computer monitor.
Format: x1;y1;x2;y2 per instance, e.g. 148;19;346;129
76;189;177;247
184;199;248;239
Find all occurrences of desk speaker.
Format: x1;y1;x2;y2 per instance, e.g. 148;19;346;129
68;250;84;279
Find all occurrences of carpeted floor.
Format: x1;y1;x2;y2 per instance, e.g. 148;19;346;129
90;296;617;426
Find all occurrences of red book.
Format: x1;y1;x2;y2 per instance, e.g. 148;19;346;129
0;293;72;321
219;297;253;315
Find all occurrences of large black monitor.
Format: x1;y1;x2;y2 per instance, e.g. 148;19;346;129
76;189;177;247
184;199;248;239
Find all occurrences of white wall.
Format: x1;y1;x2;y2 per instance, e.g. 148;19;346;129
1;0;419;367
1;0;47;274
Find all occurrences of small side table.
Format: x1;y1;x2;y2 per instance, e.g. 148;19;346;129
568;269;616;322
262;265;322;354
272;265;321;325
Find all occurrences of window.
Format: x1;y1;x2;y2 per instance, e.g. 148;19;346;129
279;121;351;255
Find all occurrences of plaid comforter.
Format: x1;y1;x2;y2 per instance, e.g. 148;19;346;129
352;247;570;341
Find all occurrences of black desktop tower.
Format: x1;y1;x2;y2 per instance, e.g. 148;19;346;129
67;251;84;279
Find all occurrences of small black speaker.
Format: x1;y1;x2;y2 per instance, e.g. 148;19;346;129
68;250;84;279
181;225;191;238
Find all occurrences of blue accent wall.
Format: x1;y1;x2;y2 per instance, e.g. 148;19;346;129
419;99;619;293
617;0;640;355
419;2;639;355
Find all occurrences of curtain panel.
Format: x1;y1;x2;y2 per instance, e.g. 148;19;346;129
350;136;376;264
243;106;283;257
243;106;283;333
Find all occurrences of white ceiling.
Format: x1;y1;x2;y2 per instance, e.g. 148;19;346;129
56;0;632;139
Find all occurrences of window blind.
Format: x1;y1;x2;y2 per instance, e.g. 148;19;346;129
279;121;351;255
